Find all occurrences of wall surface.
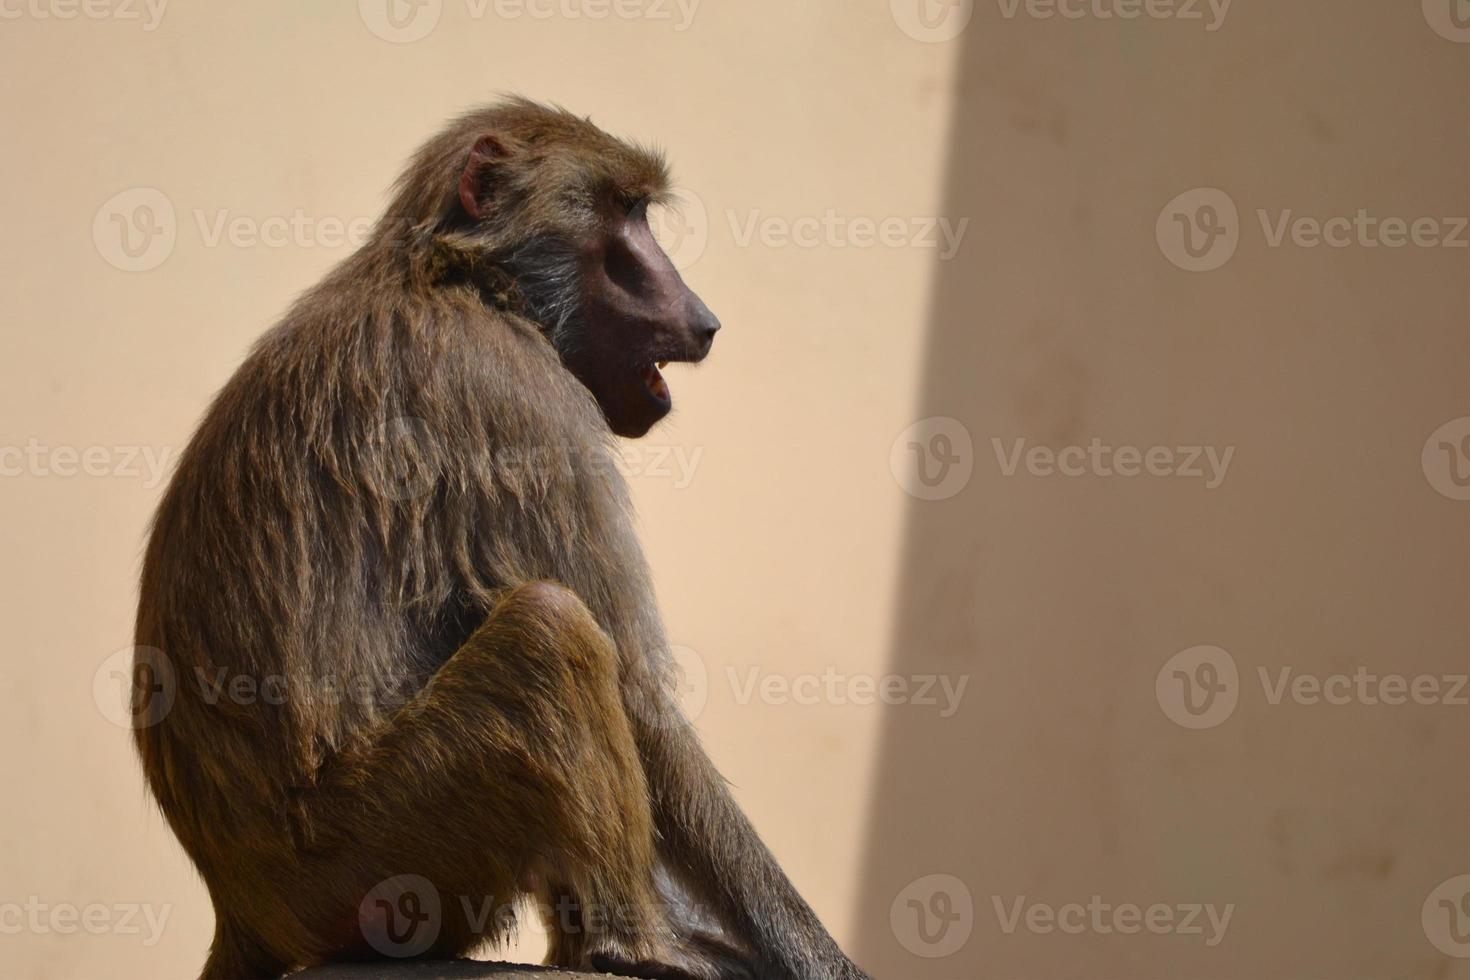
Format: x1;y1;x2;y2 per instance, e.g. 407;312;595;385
0;2;1466;979
855;5;1470;979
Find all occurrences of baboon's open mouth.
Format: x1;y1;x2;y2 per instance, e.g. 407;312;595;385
639;339;712;412
641;360;672;406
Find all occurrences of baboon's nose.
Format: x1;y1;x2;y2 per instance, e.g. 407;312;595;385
689;299;721;351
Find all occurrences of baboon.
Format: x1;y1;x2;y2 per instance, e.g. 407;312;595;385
133;98;871;980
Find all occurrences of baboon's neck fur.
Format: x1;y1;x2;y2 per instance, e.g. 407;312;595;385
421;234;532;318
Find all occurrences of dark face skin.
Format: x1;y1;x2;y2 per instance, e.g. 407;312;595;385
567;203;721;438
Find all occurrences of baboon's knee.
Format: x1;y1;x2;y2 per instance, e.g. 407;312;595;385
495;580;596;628
476;580;619;681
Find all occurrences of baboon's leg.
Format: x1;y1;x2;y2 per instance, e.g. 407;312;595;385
282;581;680;974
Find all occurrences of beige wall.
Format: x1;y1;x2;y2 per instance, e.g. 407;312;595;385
855;4;1470;978
0;2;1466;979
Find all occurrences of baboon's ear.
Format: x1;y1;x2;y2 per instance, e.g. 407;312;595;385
459;135;509;221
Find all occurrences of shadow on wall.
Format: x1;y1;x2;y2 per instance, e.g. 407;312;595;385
855;2;1470;978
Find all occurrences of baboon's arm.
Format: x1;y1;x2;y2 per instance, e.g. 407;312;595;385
630;686;872;980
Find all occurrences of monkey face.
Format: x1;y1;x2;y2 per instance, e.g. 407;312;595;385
563;201;721;439
450;106;720;438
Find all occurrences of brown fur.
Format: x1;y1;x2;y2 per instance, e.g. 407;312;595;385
132;98;869;980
